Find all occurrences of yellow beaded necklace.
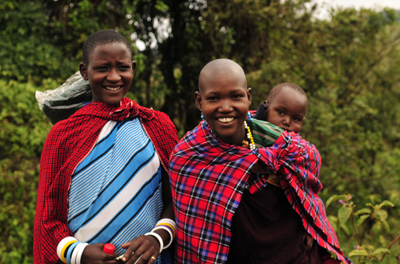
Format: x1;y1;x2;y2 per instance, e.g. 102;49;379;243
242;121;255;150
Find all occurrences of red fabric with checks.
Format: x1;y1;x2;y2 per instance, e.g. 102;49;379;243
169;122;351;264
33;98;178;264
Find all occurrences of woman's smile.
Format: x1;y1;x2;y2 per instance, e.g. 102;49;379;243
217;117;235;123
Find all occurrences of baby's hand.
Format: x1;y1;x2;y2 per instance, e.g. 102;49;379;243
120;235;160;264
302;233;314;251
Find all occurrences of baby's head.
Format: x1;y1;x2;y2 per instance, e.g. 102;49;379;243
195;58;252;146
80;30;136;106
263;83;307;133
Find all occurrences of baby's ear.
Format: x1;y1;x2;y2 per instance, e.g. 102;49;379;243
263;100;269;119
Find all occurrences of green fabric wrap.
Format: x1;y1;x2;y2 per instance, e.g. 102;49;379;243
250;119;283;148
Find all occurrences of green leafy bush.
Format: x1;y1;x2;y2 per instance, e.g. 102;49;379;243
0;79;54;263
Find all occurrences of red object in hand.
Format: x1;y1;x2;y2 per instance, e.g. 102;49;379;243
103;243;115;254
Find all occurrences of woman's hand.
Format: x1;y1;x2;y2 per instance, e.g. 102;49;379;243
120;235;160;264
81;243;118;264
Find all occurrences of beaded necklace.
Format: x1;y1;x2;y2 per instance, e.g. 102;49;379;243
242;121;255;150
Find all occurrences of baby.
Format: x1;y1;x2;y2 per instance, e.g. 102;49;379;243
255;82;307;134
246;82;342;264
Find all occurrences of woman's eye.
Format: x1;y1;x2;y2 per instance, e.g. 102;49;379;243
96;66;108;71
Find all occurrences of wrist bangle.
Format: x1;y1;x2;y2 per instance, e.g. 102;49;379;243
75;243;88;264
66;242;80;264
57;237;78;264
152;225;173;249
156;218;176;237
71;242;82;264
145;232;163;253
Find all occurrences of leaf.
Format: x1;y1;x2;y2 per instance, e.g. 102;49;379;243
375;210;388;222
340;222;350;235
338;206;352;224
356;214;370;226
371;248;391;256
378;200;394;209
382;220;390;232
326;194;348;207
349;249;369;257
354;208;371;216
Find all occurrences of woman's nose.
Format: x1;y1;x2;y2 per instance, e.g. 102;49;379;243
219;100;233;112
107;68;121;82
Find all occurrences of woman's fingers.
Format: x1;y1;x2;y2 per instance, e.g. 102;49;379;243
124;235;160;264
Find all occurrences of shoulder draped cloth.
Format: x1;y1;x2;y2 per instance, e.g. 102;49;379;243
169;120;351;264
34;98;178;264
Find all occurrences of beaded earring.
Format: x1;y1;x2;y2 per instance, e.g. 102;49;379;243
201;113;205;124
247;112;253;121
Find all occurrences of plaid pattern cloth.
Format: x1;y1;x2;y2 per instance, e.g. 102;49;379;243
169;121;351;264
34;98;178;264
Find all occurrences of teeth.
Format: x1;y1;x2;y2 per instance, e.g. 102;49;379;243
218;117;234;123
106;86;121;91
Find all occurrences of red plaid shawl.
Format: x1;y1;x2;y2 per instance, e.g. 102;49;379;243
169;121;351;264
34;98;178;264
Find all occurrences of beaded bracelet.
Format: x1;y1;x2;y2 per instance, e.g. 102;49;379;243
145;232;164;253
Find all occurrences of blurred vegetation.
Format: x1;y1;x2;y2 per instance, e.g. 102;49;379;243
1;0;400;263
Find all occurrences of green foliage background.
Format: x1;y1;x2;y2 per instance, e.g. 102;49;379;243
1;0;400;263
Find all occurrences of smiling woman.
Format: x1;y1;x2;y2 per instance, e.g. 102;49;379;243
34;30;178;264
79;42;136;106
195;59;252;146
169;59;352;264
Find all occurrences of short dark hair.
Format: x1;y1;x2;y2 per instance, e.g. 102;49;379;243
267;82;306;102
82;30;132;66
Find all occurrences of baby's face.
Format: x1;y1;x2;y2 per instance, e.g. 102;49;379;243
264;87;307;133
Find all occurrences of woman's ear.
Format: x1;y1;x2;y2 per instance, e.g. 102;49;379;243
247;87;252;104
194;91;202;111
79;63;88;80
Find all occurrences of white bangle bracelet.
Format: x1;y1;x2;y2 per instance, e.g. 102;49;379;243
145;232;163;253
70;242;81;264
57;236;77;261
75;242;88;264
156;218;176;237
152;226;173;249
156;218;176;229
